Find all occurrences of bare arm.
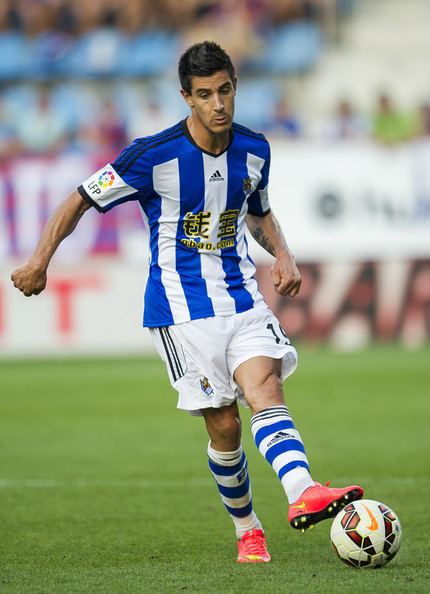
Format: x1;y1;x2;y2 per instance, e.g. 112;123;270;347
246;211;301;297
11;190;91;296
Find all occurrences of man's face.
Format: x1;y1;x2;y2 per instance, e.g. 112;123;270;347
181;70;236;134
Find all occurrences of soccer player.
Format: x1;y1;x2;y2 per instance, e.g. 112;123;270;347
11;41;363;563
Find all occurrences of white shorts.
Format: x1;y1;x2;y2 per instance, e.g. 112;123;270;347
149;307;298;415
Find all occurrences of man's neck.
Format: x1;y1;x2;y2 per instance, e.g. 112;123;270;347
186;116;231;155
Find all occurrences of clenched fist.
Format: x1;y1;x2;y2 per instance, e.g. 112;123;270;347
11;263;47;297
271;250;301;297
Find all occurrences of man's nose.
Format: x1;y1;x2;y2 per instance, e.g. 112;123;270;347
213;94;224;111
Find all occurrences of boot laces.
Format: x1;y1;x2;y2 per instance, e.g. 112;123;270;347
241;530;266;555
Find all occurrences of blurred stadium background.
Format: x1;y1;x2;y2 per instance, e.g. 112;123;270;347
1;0;429;354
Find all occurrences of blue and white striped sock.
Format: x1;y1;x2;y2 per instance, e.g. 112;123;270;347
251;405;314;503
208;443;262;538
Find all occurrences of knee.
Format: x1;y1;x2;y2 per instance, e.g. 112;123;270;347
245;372;284;412
212;413;241;444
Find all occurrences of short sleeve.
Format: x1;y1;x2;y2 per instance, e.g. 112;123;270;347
77;140;152;213
247;145;271;217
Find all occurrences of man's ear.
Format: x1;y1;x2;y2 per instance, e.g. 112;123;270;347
180;89;194;108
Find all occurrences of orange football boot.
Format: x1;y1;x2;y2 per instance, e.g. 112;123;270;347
237;529;271;563
288;481;364;531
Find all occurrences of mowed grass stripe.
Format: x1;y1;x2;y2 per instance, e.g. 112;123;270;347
0;476;428;489
0;346;429;593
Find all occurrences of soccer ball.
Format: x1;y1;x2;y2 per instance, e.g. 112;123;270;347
330;499;402;568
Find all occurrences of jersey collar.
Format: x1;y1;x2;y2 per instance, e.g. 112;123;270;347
181;118;233;158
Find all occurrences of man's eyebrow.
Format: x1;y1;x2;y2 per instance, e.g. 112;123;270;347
195;81;232;93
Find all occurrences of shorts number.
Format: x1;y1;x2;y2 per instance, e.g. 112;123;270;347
267;322;290;345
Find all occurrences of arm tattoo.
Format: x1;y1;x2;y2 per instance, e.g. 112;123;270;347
252;225;276;256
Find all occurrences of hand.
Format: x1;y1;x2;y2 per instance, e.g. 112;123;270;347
271;251;301;297
11;262;47;296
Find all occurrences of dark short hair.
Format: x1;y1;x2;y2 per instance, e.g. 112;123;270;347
178;41;236;94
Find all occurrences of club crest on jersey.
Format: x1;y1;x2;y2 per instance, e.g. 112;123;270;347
200;377;214;396
243;177;253;196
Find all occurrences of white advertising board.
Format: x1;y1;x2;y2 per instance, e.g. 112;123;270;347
1;260;152;356
265;139;430;262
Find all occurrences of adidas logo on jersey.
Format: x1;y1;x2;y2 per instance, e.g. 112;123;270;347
209;170;224;182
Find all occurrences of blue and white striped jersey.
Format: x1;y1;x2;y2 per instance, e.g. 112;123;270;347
78;119;271;327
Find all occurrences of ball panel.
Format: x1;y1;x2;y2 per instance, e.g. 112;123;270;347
341;510;353;529
384;517;393;538
362;536;377;555
346;529;363;547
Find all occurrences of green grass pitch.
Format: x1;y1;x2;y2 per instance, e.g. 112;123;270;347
0;346;429;593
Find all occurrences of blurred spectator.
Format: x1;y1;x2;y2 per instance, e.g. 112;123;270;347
418;102;430;138
269;0;321;25
127;97;175;139
181;0;264;67
97;99;128;150
0;95;20;161
12;87;69;154
69;0;114;35
76;98;127;155
372;93;418;145
117;0;163;34
17;0;58;37
55;0;79;35
0;0;22;32
267;98;302;138
324;98;367;140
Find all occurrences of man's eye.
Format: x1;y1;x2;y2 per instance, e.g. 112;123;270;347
199;94;208;99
